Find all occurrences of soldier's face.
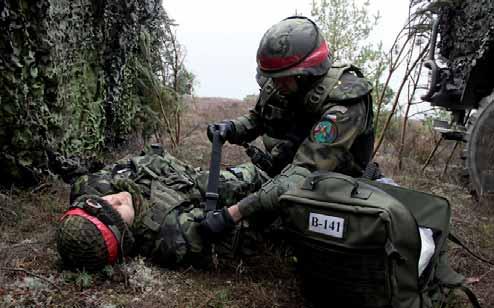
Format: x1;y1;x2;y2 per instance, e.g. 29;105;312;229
102;192;135;225
273;76;299;96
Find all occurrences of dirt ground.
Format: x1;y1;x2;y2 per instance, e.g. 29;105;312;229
0;97;493;307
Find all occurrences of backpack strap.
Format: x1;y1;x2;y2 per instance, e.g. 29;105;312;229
457;285;483;308
437;232;493;308
437;283;482;308
449;233;494;266
434;250;484;308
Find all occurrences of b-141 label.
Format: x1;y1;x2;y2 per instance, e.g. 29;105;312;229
308;212;344;238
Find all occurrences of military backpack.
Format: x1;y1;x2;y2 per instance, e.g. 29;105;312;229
279;172;482;308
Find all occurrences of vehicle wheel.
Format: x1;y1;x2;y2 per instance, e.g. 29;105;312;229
464;90;494;198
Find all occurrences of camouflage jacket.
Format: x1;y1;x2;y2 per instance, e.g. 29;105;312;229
71;150;262;267
229;64;375;219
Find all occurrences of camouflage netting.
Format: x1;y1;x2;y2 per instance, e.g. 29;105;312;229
0;0;180;187
412;0;494;104
436;0;494;98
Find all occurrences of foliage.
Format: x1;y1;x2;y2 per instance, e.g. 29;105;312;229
374;110;401;141
243;94;258;102
135;32;185;149
75;271;93;290
0;0;190;187
62;270;94;289
0;0;59;186
369;1;436;162
422;108;451;130
310;0;391;108
311;0;381;68
151;16;196;148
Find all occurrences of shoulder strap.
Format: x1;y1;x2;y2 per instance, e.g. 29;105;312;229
257;79;277;108
304;63;352;111
304;63;371;114
449;233;494;266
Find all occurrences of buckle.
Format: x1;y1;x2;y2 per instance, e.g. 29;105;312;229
85;198;104;216
70;197;103;216
205;192;219;201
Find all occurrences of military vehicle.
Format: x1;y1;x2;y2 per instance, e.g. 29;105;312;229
421;0;494;197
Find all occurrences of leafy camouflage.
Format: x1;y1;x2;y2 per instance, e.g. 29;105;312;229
0;0;59;186
437;0;494;98
0;0;188;187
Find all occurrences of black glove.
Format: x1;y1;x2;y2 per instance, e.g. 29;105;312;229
200;207;236;240
207;121;235;143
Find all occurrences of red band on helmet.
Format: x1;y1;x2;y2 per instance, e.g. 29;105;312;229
61;208;119;265
258;42;330;72
258;54;302;71
291;42;330;70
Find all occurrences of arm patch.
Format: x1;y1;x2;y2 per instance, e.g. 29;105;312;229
312;116;338;144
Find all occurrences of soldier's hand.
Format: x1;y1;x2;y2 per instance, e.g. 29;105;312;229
207;121;235;143
200;207;236;239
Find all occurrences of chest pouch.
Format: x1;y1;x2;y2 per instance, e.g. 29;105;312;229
140;181;191;266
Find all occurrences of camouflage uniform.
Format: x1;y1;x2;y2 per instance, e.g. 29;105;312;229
228;64;374;220
202;18;374;223
71;149;264;267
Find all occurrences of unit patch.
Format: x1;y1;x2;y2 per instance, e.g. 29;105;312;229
312;118;338;144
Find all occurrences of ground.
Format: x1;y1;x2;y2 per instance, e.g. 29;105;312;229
0;97;493;307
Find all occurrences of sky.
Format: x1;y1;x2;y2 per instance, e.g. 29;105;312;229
164;0;412;99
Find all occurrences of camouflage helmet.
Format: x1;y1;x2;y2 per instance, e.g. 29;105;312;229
256;16;332;78
56;195;135;271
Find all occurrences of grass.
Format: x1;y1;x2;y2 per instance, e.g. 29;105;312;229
0;96;493;307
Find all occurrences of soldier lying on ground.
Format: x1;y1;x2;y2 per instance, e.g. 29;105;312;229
57;147;267;271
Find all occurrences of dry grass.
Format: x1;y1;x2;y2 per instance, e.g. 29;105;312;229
171;96;258;170
1;97;493;307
